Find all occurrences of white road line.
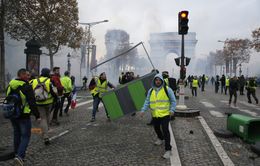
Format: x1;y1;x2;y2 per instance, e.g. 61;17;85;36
209;110;225;118
198;116;234;166
220;100;228;103
234;107;257;117
63;100;93;110
169;124;182;166
200;101;216;108
49;130;70;141
239;101;260;110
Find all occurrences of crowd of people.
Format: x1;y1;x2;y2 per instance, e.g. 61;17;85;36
3;67;260;165
4;67;76;165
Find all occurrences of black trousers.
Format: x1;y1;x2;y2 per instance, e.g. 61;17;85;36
153;115;171;151
60;93;72;115
192;87;197;96
247;89;259;104
225;86;229;95
229;90;237;104
52;97;61;120
240;86;244;95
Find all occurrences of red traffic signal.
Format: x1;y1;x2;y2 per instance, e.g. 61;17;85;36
178;11;189;35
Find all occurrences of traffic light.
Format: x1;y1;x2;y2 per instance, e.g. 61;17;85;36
178;11;189;35
174;57;180;66
185;57;191;66
180;66;186;80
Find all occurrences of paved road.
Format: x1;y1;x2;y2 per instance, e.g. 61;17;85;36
0;87;260;165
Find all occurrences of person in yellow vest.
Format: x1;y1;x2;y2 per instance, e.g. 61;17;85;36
192;76;200;96
140;74;176;159
225;77;230;95
6;69;41;165
246;77;259;104
60;71;73;117
90;72;115;122
31;68;56;145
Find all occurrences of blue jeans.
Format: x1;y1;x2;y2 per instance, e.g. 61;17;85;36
92;95;109;119
10;118;32;159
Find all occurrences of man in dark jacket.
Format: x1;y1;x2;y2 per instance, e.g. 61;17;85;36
229;76;239;107
6;68;40;165
239;75;246;95
220;75;226;94
50;67;64;125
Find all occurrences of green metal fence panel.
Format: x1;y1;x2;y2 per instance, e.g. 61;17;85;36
128;81;147;111
102;92;124;120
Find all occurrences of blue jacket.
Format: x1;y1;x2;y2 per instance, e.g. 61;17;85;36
141;74;176;113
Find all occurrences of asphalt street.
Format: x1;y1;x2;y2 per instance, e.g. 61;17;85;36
0;86;259;165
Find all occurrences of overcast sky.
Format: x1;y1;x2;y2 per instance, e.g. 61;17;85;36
77;0;260;60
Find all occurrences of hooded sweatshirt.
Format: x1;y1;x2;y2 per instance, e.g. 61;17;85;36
141;73;176;113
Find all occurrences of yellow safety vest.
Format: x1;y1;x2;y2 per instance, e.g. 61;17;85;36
192;79;199;88
32;77;53;105
61;76;72;93
226;79;230;86
6;80;31;114
149;86;170;118
164;78;169;86
92;78;108;98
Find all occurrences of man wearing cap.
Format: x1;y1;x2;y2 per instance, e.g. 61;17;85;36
90;72;115;122
140;73;176;159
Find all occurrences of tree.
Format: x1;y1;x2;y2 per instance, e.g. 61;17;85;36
251;27;260;52
223;38;251;75
4;0;83;69
0;0;6;91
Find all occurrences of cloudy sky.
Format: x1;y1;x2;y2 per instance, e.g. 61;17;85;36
77;0;260;60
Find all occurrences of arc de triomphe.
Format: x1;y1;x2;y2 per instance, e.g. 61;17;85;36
149;32;198;72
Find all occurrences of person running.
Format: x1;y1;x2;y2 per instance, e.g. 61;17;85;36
89;72;115;122
60;71;73;116
140;73;176;159
225;77;230;95
220;75;226;94
246;77;259;104
81;76;88;90
6;69;40;165
31;68;56;145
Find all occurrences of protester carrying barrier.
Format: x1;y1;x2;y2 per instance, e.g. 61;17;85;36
89;72;115;122
140;73;176;159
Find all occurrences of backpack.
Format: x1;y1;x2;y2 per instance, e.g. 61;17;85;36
34;78;49;102
2;86;24;119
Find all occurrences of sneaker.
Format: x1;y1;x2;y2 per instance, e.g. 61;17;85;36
44;138;50;145
154;139;164;145
14;156;24;166
162;150;172;159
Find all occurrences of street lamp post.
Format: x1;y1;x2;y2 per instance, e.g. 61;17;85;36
67;53;71;73
79;20;108;79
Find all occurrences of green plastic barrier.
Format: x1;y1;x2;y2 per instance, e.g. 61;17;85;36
227;114;260;143
102;72;156;120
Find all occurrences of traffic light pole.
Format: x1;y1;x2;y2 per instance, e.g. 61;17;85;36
176;34;188;110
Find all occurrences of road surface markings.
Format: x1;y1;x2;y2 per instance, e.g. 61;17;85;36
198;116;234;166
200;101;216;108
49;130;70;141
232;106;258;117
239;101;260;110
169;124;182;166
63;100;93;110
209;110;225;118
